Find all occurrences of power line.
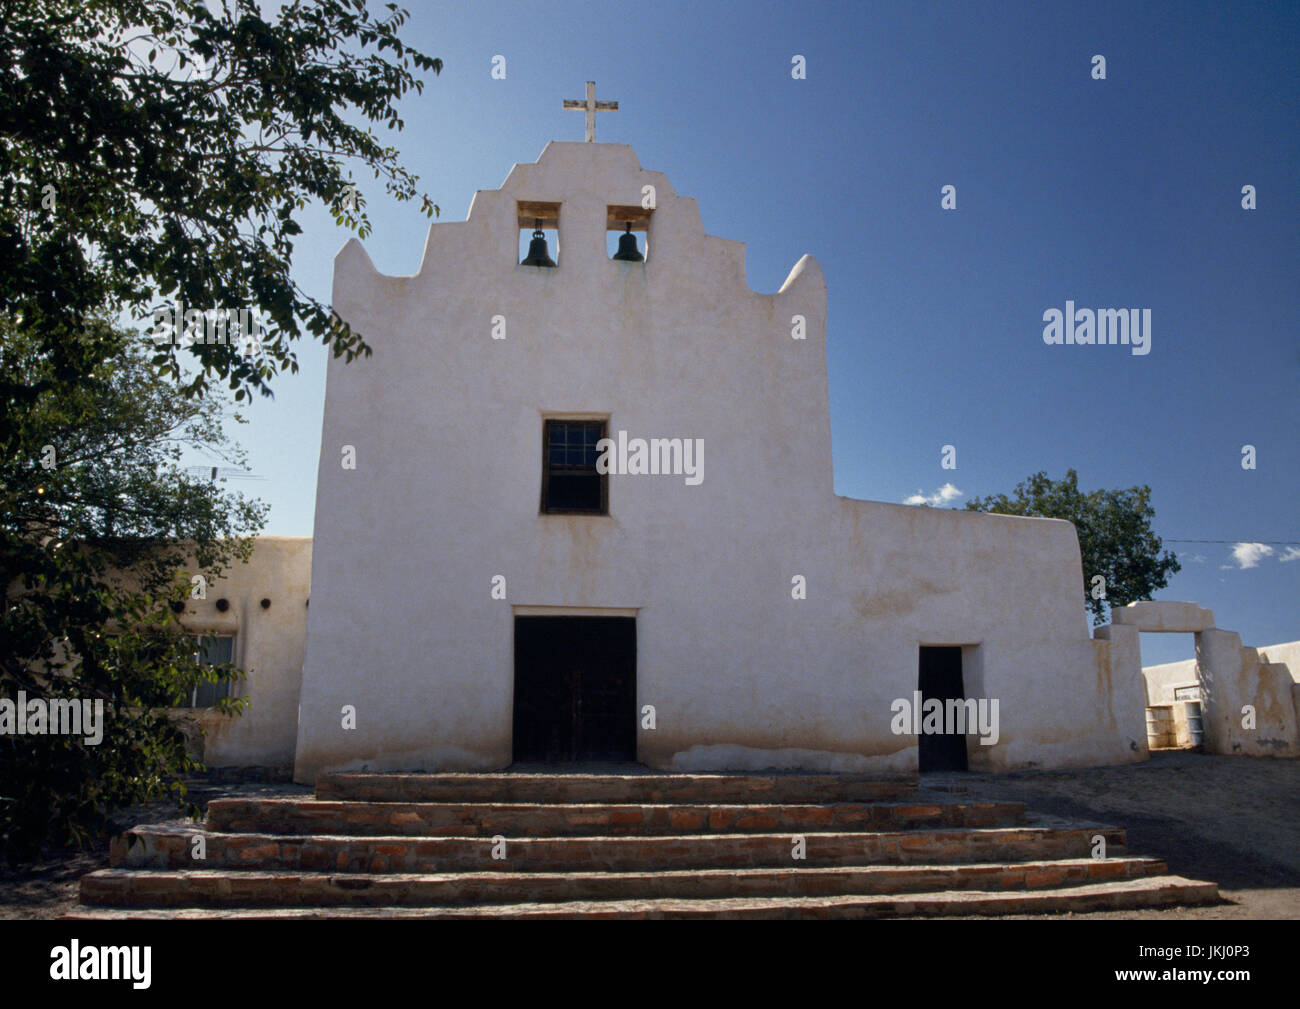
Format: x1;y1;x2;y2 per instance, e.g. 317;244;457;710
1165;539;1300;546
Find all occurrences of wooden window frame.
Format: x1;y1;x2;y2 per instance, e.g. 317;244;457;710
540;418;608;515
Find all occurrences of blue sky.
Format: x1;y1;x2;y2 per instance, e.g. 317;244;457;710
204;0;1299;666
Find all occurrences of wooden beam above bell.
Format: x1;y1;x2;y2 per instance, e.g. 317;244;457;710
605;205;651;231
516;201;560;229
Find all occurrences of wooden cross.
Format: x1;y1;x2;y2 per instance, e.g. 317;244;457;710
563;81;618;142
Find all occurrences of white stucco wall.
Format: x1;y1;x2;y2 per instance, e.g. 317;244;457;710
1143;658;1201;706
293;142;1146;782
1257;641;1300;683
1142;637;1300;756
1114;601;1215;633
172;537;311;768
1197;631;1299;757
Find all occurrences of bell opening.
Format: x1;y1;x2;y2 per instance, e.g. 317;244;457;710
606;220;648;263
518;217;558;268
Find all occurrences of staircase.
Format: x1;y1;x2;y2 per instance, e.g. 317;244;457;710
69;771;1219;919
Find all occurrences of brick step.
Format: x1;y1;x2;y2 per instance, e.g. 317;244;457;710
65;875;1220;919
315;772;918;805
78;856;1167;909
206;798;1026;837
112;823;1125;873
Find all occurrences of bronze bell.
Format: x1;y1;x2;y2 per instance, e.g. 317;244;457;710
612;221;644;262
521;218;556;267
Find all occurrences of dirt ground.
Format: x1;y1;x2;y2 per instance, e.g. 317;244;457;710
0;782;306;920
1;752;1295;919
920;752;1299;919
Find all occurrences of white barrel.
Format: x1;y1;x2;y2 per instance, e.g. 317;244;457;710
1146;706;1176;749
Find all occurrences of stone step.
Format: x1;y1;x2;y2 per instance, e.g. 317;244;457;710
79;856;1167;909
206;798;1026;837
315;772;918;805
112;823;1125;873
65;875;1220;919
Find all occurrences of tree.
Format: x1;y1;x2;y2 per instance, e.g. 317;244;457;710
0;0;441;429
0;0;441;858
964;469;1181;625
1;318;267;860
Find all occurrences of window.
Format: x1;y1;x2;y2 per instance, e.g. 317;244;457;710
542;419;607;514
176;634;234;708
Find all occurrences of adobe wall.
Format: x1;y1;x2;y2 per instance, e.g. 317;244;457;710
293;143;1148;781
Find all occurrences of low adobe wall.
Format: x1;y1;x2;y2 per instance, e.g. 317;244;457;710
1129;605;1300;758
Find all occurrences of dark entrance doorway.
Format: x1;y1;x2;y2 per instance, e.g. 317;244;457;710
917;645;968;772
513;616;636;763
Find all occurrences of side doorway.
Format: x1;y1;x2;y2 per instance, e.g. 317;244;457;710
918;645;968;772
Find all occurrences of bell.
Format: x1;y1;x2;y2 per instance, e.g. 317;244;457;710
611;221;644;262
520;218;556;267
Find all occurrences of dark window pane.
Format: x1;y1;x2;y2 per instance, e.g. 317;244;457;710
543;420;606;513
178;635;235;707
198;636;233;665
549;473;602;511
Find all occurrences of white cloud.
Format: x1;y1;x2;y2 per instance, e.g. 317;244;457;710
1280;547;1300;563
1221;542;1274;570
904;482;963;507
1184;554;1206;564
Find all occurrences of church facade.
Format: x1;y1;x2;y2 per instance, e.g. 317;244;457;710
285;141;1155;782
